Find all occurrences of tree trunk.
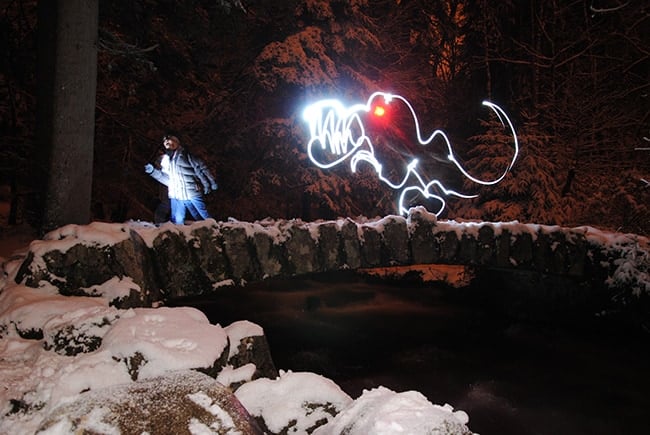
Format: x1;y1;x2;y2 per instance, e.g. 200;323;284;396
38;0;98;233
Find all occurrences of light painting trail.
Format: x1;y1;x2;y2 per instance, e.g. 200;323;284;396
302;91;519;216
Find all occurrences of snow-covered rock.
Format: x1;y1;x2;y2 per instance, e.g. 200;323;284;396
313;386;474;435
35;370;263;435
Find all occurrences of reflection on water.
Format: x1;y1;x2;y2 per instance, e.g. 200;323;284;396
170;272;650;435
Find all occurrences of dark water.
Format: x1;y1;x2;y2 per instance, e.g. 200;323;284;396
170;272;650;435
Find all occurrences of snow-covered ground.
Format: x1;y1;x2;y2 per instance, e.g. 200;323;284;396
0;217;474;434
1;201;648;433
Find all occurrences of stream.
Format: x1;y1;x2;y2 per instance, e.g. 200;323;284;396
170;271;650;435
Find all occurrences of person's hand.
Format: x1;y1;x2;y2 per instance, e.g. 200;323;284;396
144;164;154;174
204;183;218;195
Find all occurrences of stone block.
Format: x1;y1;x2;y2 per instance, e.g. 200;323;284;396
458;233;478;265
284;225;318;274
222;225;257;282
495;229;512;267
190;224;229;283
381;216;410;265
340;219;361;269
509;231;534;268
565;231;588;277
409;216;437;264
359;225;382;267
317;222;341;270
153;228;212;298
476;225;496;265
435;230;460;263
252;230;283;278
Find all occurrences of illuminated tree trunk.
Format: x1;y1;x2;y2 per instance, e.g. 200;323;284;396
37;0;98;233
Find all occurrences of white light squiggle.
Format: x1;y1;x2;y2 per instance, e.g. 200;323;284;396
302;91;519;216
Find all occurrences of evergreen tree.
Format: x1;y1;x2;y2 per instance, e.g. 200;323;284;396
450;117;568;224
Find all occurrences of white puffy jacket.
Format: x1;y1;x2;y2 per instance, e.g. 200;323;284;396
148;147;217;200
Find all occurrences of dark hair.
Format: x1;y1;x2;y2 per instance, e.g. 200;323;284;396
163;134;181;144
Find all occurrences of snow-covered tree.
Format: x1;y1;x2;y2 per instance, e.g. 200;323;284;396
449;117;570;224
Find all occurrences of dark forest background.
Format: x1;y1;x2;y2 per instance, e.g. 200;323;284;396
1;0;648;235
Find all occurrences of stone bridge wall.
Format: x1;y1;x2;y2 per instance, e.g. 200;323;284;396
12;208;648;308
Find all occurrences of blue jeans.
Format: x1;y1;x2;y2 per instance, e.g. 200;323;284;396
170;197;211;224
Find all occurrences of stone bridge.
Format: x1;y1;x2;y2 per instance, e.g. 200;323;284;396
12;207;649;308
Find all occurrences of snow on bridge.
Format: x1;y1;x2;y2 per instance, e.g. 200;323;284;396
11;207;649;307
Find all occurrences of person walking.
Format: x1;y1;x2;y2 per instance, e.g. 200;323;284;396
145;134;218;224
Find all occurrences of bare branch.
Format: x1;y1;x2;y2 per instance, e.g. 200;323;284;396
98;29;159;57
589;1;630;14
